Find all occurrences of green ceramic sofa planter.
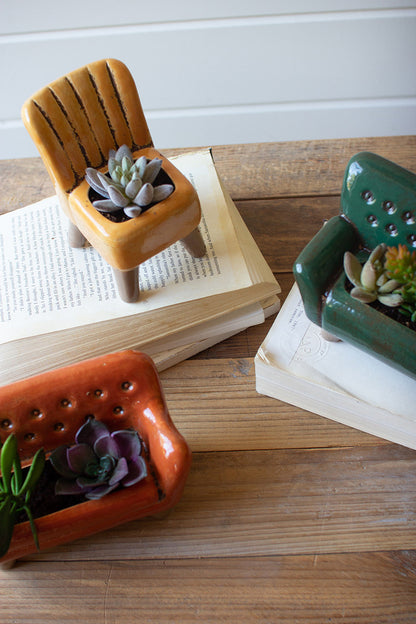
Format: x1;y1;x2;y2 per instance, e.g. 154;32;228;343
293;151;416;380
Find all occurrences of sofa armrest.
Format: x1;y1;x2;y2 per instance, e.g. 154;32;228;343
293;216;359;326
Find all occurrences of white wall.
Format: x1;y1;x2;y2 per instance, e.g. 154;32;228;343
1;1;415;159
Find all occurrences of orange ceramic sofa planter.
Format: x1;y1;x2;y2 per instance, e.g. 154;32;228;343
21;58;206;302
0;351;191;567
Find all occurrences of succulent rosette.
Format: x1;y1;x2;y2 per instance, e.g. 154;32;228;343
50;418;148;500
85;144;174;218
344;243;402;307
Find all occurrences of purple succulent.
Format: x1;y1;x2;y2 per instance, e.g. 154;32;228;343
50;418;147;500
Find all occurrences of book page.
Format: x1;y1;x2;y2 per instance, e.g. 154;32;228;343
0;150;251;344
259;283;416;420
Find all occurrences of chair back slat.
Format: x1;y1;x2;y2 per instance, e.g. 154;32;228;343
51;74;105;169
22;97;79;192
81;60;139;153
22;59;153;194
33;85;91;190
104;59;153;152
65;64;119;168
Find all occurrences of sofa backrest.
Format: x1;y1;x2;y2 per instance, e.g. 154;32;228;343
341;151;416;251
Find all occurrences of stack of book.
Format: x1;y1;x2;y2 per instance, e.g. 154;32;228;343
0;149;280;385
255;283;416;450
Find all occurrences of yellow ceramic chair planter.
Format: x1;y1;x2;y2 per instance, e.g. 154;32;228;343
21;58;206;302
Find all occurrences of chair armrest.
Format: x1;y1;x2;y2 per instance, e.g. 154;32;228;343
293;216;359;326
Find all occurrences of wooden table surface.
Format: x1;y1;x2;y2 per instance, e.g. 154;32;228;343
1;137;416;623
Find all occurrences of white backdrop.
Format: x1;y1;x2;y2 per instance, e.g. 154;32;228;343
1;1;415;159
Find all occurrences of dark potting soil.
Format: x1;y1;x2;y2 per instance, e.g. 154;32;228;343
15;438;159;525
370;299;416;331
16;461;85;524
344;280;416;331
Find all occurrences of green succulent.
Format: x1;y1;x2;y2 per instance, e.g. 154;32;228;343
385;244;416;321
344;243;403;307
85;145;174;218
385;244;416;283
0;434;45;558
399;285;416;322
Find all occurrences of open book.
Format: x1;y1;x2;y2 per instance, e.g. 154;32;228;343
255;283;416;450
1;149;280;384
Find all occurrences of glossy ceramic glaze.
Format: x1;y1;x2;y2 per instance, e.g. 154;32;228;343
21;59;153;197
341;151;416;251
0;351;191;564
69;146;201;270
294;152;416;380
21;58;203;272
323;272;416;379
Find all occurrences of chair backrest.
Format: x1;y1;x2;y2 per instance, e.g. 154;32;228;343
21;59;153;194
341;151;416;251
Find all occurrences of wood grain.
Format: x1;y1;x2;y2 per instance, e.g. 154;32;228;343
211;136;416;200
1;138;415;623
21;444;416;562
236;196;340;272
159;358;381;451
2;136;416;211
1;553;416;624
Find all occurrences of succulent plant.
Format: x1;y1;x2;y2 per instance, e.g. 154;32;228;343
385;244;416;283
85;145;174;218
344;243;403;307
0;434;45;558
50;417;148;500
385;244;416;321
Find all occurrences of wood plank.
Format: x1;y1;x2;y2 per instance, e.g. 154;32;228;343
5;1;412;34
151;102;416;157
2;137;416;212
0;157;54;212
236;196;340;272
25;444;415;562
0;139;415;624
4;17;415;119
159;358;383;451
210;136;416;199
1;552;416;623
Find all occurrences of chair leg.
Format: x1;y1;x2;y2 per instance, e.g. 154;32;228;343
68;221;87;248
113;267;140;303
180;227;206;258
